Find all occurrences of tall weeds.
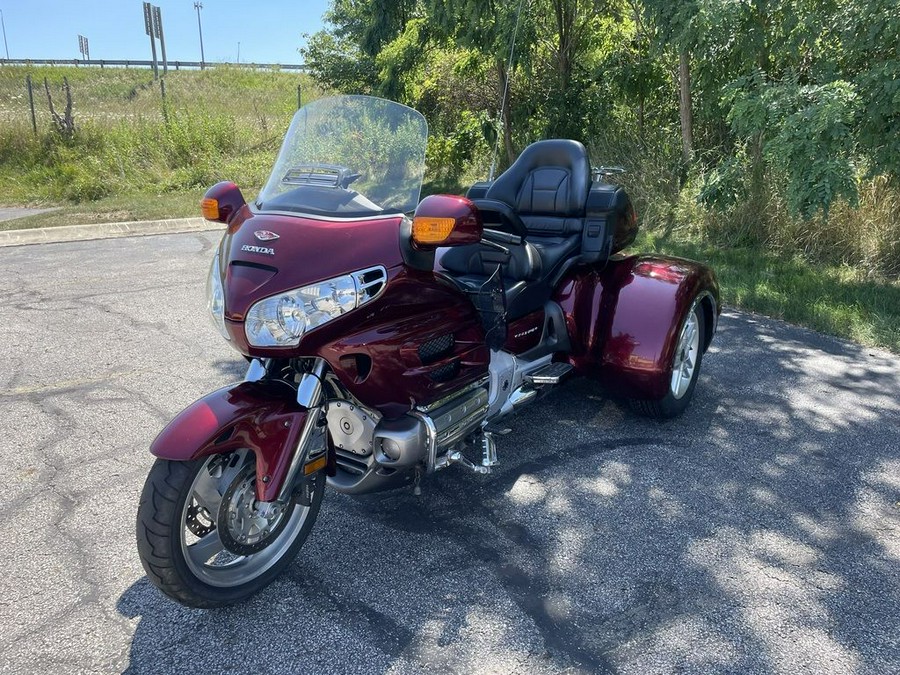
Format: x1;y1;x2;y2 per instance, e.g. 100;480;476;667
0;65;319;205
595;133;900;279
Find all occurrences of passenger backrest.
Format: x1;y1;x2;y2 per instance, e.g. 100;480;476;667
484;140;591;236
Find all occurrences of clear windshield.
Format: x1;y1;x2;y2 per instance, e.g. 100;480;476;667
257;95;428;218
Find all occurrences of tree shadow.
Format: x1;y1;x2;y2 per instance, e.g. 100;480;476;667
116;311;900;674
210;358;247;380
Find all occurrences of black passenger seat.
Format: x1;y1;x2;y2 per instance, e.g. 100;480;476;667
439;139;591;319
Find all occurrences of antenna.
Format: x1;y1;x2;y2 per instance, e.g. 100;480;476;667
488;0;528;181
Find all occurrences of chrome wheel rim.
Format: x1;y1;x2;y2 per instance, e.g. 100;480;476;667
670;308;700;400
179;450;311;588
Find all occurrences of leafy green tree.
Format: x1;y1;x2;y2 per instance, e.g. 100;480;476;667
303;0;900;222
301;0;417;94
426;0;538;166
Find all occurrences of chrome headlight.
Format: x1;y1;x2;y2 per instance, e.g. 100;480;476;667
206;253;228;339
244;267;386;348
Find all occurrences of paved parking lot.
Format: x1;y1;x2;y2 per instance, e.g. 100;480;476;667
1;231;898;674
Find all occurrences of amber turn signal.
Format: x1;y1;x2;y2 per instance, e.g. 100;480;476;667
304;455;327;475
201;198;220;221
412;216;455;245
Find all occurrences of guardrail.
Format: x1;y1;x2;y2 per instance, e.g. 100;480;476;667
0;58;307;71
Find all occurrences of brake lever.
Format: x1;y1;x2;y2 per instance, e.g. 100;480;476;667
479;238;510;255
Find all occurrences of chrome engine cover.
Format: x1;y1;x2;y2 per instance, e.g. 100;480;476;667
326;400;379;456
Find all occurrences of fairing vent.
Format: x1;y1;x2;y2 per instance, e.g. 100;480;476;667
418;334;455;364
429;360;460;382
352;266;387;304
335;450;368;476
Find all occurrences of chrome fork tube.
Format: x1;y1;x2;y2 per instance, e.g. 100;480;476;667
244;358;268;382
277;358;327;503
296;358;327;408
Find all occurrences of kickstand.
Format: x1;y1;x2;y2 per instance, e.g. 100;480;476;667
413;467;422;496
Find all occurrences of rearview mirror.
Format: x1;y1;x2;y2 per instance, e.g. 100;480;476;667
411;195;483;250
201;181;247;224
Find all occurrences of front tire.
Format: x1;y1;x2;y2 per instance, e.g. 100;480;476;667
629;303;705;420
136;450;325;608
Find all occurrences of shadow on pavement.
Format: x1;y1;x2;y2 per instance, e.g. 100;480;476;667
116;312;900;674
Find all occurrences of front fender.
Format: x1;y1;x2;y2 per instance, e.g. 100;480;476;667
556;254;720;400
150;380;309;502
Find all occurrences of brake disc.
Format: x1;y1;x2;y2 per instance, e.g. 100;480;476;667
185;503;216;538
216;464;292;556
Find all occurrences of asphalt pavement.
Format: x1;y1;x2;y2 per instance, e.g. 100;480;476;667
0;231;898;674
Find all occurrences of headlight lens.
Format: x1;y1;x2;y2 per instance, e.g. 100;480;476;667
206;253;228;339
244;269;384;347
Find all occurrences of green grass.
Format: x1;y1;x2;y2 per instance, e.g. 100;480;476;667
0;64;319;208
637;229;900;353
0;65;311;123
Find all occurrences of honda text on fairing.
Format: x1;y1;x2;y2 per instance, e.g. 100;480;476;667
136;95;720;607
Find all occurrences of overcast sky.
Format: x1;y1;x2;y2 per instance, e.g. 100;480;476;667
0;0;329;64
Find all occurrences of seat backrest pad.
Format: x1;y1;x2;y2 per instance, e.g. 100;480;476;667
486;140;591;237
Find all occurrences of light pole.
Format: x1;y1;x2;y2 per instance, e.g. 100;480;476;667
193;2;205;70
1;10;10;60
237;41;240;64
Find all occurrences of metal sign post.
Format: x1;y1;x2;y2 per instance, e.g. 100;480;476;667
152;5;167;74
26;74;37;133
143;2;158;80
78;34;89;61
194;2;205;71
1;10;9;60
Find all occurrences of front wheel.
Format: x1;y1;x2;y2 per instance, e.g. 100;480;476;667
629;303;705;420
136;449;325;608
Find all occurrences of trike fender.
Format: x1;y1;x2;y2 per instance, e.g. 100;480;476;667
149;380;311;502
555;254;720;400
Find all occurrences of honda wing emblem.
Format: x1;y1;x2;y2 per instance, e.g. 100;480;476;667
253;230;280;242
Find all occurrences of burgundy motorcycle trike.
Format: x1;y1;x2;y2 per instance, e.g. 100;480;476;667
136;95;720;607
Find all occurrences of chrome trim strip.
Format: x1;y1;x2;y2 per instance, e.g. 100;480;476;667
435;401;489;448
415;377;489;414
248;206;405;223
351;265;388;305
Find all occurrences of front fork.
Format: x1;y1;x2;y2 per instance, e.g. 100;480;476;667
247;357;328;505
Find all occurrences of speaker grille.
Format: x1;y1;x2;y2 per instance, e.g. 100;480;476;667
418;334;455;364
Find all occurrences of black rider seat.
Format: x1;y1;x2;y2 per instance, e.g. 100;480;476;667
439;139;591;319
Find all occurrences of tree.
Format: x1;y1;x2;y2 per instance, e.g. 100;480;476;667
427;0;537;167
300;0;417;95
